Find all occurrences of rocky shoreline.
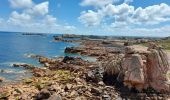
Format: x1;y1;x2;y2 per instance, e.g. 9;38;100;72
0;36;170;100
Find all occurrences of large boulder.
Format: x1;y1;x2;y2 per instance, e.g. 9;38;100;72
122;54;146;91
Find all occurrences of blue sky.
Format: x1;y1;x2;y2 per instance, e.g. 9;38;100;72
0;0;170;37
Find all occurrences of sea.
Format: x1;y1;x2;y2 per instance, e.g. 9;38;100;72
0;32;81;83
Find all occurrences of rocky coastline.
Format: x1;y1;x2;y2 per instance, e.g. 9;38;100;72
0;35;170;100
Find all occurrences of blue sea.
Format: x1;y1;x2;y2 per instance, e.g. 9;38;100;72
0;32;79;82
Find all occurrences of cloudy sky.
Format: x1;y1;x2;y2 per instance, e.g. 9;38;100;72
0;0;170;37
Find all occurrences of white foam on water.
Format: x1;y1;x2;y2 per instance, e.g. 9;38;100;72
0;69;28;74
0;62;27;67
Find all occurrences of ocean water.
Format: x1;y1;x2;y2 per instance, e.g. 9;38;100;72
0;32;78;82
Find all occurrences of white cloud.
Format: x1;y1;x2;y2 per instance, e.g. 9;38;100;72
79;3;134;27
80;0;114;8
78;10;103;26
43;15;57;26
80;0;134;8
26;2;49;16
8;11;32;26
79;1;170;36
2;1;76;33
132;3;170;24
9;0;33;8
79;3;170;27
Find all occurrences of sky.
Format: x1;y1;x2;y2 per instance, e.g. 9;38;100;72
0;0;170;37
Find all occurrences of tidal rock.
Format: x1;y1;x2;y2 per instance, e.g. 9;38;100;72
36;89;51;100
13;63;35;69
54;36;63;41
32;68;46;77
0;77;4;82
62;56;86;66
39;57;56;64
62;56;75;63
64;47;83;54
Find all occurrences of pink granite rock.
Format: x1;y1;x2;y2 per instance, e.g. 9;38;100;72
122;54;146;91
121;44;170;92
147;49;170;92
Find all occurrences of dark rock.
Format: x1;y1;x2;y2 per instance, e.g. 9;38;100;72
36;89;51;100
54;36;63;41
64;47;83;54
85;67;104;83
13;63;35;69
62;56;86;66
62;56;75;63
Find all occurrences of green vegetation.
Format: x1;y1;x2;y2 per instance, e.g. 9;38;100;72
137;39;170;51
158;40;170;51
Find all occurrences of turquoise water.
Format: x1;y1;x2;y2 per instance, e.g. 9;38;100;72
0;32;78;82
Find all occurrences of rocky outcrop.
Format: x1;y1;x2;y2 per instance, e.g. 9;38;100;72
121;44;170;92
104;43;170;92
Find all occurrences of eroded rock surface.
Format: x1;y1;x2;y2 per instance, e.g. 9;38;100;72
121;43;170;92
